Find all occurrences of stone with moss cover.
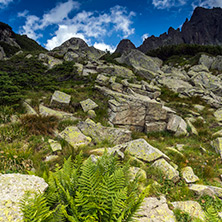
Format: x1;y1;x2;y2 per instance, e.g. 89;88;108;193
23;101;37;115
189;184;222;198
39;104;77;121
214;108;222;122
181;166;199;183
0;174;48;222
211;137;222;159
137;195;176;222
48;139;62;152
80;98;98;112
129;166;147;182
50;90;71;107
152;158;180;182
77;118;131;145
59;126;91;149
114;138;170;162
172;201;205;221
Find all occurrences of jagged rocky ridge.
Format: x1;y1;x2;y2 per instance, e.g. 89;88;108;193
137;7;222;53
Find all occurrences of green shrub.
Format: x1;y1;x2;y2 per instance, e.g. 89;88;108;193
21;152;148;221
0;72;22;105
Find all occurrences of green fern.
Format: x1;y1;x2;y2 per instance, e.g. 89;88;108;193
205;206;222;222
21;152;148;221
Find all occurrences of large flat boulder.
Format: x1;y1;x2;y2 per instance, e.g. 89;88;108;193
137;195;176;222
96;64;135;79
59;126;91;149
108;99;146;130
0;174;48;222
113;139;170;163
38;53;63;69
116;49;162;80
97;85;169;132
39;104;78;121
189;184;222;198
77;118;131;145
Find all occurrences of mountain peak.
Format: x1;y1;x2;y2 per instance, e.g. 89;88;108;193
114;39;136;54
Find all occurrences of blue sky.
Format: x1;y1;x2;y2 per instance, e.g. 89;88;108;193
0;0;222;51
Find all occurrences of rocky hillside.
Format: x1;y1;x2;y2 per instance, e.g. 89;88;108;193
2;27;222;221
0;21;46;59
138;7;222;53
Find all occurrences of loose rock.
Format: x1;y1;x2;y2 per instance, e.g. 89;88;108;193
59;126;91;149
172;201;205;221
181;166;199;183
50;90;71;107
80;98;98;112
137;195;176;222
0;174;48;222
152;158;180;182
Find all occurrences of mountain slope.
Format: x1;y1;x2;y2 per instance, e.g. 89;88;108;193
0;21;46;58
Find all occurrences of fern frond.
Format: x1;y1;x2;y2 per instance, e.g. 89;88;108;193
110;187;128;221
124;185;151;222
205;205;221;222
21;193;53;222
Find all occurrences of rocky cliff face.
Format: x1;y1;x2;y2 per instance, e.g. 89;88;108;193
0;22;46;58
0;22;20;48
138;7;222;53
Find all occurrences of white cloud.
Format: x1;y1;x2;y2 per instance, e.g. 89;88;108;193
0;0;13;7
94;42;116;52
45;24;87;50
192;0;222;9
19;1;135;50
20;15;42;40
110;6;135;38
17;10;29;17
142;33;149;41
19;0;80;40
152;0;186;9
39;0;80;29
45;5;135;49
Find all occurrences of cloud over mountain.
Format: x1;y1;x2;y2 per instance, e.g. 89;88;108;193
18;0;135;50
